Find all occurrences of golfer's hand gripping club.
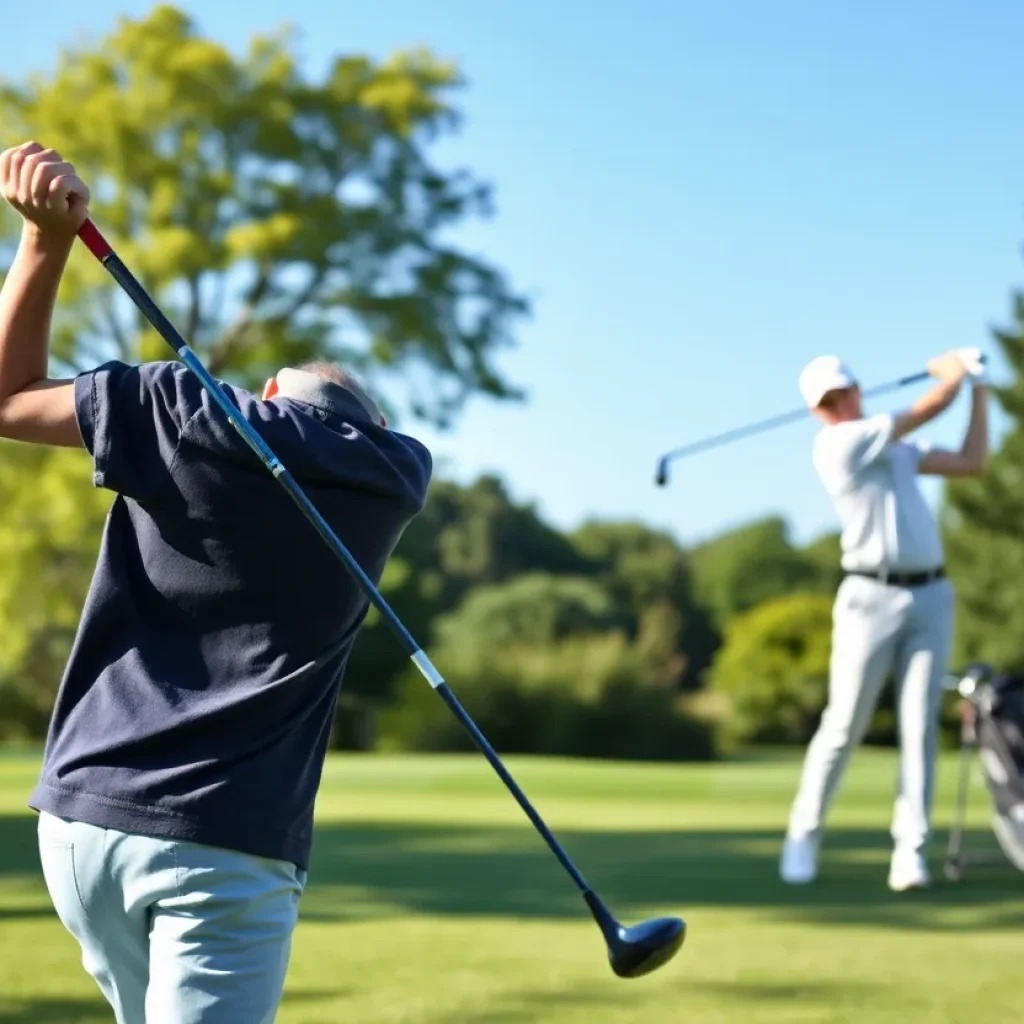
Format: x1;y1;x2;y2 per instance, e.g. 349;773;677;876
75;218;685;979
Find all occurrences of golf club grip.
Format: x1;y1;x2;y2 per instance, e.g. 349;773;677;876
76;218;594;898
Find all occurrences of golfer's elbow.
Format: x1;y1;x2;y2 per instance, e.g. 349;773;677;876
0;381;84;447
0;396;21;438
957;447;987;477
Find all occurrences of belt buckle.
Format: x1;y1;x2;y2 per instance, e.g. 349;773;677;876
878;567;890;585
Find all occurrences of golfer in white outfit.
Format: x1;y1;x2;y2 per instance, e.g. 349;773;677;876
781;348;989;891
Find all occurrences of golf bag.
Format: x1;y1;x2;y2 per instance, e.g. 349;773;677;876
944;663;1024;880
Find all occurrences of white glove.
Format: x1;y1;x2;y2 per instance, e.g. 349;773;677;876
953;347;987;383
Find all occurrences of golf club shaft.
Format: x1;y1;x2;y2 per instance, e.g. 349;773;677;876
655;369;931;483
76;219;593;900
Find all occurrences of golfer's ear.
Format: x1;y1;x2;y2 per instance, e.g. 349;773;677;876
262;377;279;400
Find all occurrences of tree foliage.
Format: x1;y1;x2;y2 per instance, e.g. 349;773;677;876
801;531;844;594
570;520;718;686
709;591;834;747
379;596;714;761
689;516;833;627
0;4;527;419
0;448;109;738
342;476;593;704
433;573;619;655
944;283;1024;671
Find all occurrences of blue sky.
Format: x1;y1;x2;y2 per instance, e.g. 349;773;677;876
2;1;1022;547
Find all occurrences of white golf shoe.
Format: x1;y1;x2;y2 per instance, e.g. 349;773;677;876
888;849;930;892
780;833;819;884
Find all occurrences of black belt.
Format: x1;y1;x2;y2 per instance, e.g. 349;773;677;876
845;567;946;587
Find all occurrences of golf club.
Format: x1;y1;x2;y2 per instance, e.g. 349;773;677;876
76;218;685;980
654;359;985;487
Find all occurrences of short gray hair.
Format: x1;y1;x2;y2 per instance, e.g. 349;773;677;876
296;361;382;423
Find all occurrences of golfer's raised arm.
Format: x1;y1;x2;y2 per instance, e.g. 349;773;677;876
0;142;89;447
918;371;989;478
890;351;968;441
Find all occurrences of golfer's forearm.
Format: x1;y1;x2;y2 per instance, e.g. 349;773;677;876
894;377;963;437
959;385;988;467
0;225;72;402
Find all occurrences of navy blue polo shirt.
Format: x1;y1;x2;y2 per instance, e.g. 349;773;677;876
29;360;431;870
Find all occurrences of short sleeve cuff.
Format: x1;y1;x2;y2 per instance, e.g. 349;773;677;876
909;436;933;463
858;412;896;466
870;412;896;443
74;370;110;488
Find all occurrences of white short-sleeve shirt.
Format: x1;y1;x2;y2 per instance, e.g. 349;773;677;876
812;413;943;572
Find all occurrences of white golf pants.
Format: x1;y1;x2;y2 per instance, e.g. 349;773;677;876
787;574;955;854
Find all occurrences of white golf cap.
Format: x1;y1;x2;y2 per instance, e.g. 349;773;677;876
798;355;858;408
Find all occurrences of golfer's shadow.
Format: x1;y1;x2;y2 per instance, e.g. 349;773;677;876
301;820;1023;933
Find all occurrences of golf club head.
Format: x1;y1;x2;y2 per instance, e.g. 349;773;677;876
606;915;686;979
655;456;669;487
584;891;685;979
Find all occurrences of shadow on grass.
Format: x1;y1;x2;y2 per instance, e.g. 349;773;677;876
416;977;881;1024
0;905;52;921
0;988;345;1024
301;820;1024;932
1;813;1020;934
0;998;108;1024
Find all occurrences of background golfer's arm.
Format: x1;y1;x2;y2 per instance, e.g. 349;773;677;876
890;376;964;442
0;227;80;446
918;384;989;477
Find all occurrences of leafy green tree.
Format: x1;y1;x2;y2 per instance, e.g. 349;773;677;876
433;573;619;654
689;516;819;627
570;520;718;687
944;282;1024;671
709;592;834;747
0;448;109;738
801;531;844;593
378;580;715;761
0;5;526;735
422;476;594;605
341;475;595;722
0;5;526;414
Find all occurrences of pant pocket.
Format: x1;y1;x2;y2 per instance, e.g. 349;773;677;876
38;823;87;932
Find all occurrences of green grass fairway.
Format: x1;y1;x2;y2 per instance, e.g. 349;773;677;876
0;749;1021;1023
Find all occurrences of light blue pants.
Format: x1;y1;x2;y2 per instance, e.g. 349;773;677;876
37;812;307;1024
787;575;955;854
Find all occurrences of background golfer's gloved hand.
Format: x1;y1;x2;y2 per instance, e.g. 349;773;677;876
0;141;90;240
953;347;988;385
927;351;970;382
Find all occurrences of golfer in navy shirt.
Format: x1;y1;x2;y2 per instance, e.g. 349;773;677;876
0;145;431;1022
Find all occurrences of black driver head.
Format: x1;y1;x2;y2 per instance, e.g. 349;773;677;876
655;456;669;487
606;915;686;978
584;891;685;979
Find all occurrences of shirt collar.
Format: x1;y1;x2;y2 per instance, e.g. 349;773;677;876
274;368;378;422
